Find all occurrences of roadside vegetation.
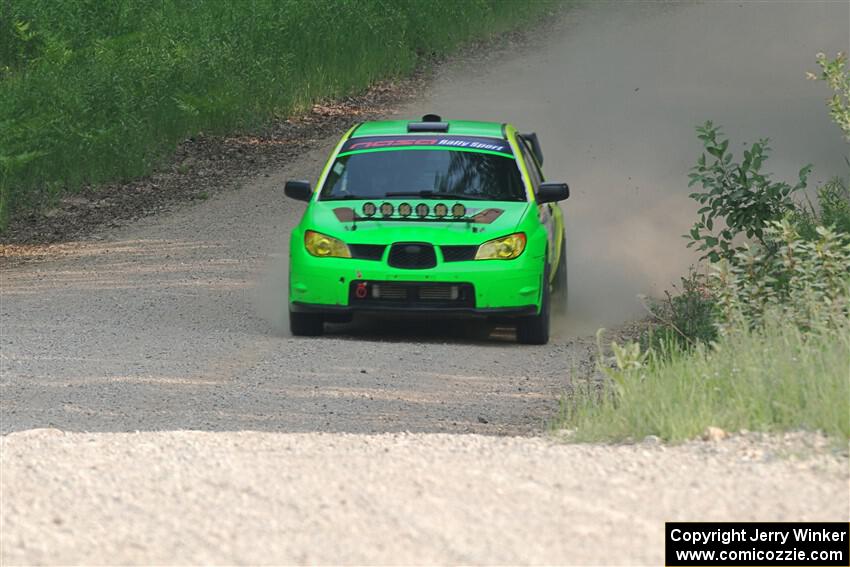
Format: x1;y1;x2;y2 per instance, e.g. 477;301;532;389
559;53;850;442
0;0;557;229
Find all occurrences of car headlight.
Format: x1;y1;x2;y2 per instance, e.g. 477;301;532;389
475;233;527;260
304;230;351;258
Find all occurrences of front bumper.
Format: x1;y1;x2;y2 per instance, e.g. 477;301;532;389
289;244;544;314
290;301;537;318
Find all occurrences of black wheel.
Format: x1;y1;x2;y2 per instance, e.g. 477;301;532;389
553;233;568;314
517;264;551;345
289;309;324;336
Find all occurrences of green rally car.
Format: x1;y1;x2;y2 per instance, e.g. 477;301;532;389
284;115;570;344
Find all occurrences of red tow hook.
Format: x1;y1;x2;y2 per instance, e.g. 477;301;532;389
355;281;368;299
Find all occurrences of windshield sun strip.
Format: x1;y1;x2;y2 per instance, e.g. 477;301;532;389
335;146;515;160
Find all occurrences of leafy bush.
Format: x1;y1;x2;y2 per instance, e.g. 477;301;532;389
813;178;850;233
711;220;850;333
0;0;559;228
560;211;850;442
686;122;810;262
640;270;717;352
792;178;850;240
808;52;850;141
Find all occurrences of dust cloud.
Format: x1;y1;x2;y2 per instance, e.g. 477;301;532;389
399;0;849;334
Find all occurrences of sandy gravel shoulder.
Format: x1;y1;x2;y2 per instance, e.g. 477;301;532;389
1;429;847;566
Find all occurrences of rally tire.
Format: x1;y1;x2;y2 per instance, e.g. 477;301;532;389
516;264;551;345
290;310;325;336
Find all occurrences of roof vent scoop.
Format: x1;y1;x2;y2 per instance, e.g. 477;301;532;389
408;114;449;133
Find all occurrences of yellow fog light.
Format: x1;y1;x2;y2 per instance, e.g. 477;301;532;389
474;233;527;260
304;230;351;258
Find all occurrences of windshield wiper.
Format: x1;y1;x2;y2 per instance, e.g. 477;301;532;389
384;191;490;201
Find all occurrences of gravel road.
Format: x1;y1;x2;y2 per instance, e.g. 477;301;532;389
2;431;847;566
2;1;848;564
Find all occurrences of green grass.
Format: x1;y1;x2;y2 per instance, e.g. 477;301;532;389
558;313;850;442
0;0;559;228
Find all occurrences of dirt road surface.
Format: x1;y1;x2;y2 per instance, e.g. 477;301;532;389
2;431;846;566
2;2;848;564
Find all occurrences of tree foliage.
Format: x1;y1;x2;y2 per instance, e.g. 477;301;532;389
685;122;810;262
808;52;850;141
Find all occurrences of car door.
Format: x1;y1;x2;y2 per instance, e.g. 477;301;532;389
518;139;559;273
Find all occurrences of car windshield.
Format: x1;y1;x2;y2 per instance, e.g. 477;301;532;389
319;149;527;202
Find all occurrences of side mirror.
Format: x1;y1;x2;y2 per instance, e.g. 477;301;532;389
536;182;569;204
284;180;313;202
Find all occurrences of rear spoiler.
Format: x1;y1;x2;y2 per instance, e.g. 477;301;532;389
519;132;543;165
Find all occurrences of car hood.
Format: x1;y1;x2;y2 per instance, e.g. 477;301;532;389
303;200;531;244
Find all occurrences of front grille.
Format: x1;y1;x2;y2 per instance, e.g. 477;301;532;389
349;281;474;309
418;286;461;301
349;244;386;261
440;245;478;262
371;283;407;300
388;243;437;269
